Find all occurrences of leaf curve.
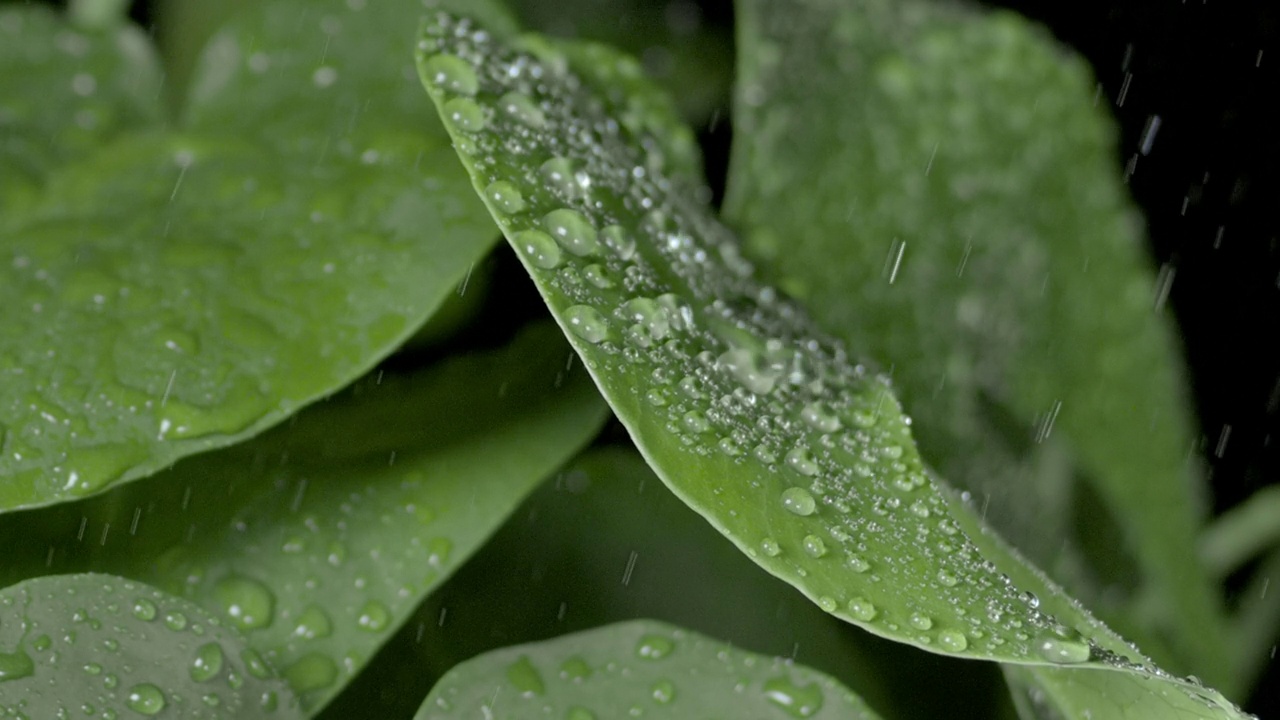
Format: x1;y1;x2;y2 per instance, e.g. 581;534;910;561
415;12;1249;719
722;0;1225;682
0;572;301;719
0;323;608;712
0;0;499;512
417;619;882;719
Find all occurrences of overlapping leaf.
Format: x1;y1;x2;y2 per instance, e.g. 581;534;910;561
415;11;1248;719
0;324;608;712
723;0;1225;684
0;573;301;719
417;620;881;719
0;0;501;512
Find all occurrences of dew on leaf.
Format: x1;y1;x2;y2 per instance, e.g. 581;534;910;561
635;634;674;660
543;209;601;257
421;53;478;95
189;642;225;683
124;683;166;715
515;230;563;269
485;180;527;214
505;655;546;696
763;675;825;718
443;97;487;133
780;487;816;516
212;574;275;631
565;305;610;344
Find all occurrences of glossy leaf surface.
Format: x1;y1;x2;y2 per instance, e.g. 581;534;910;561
417;620;882;719
0;324;608;712
0;573;301;719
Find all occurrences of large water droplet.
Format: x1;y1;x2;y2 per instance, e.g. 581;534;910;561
800;402;842;433
760;537;782;557
213;575;275;631
131;598;158;622
0;648;34;682
356;600;390;633
847;597;877;621
293;604;333;640
484;181;526;214
565;305;610;344
938;630;969;652
542;209;601;256
717;348;779;395
284;653;338;694
909;612;933;631
1036;628;1091;664
635;634;675;660
559;656;592;682
763;676;825;718
785;447;819;476
515;229;562;269
443;97;486;132
601;225;637;260
125;683;166;715
497;91;546;128
505;655;545;696
651;679;676;704
780;487;817;516
801;535;827;558
565;708;596;720
422;54;478;95
190;642;224;683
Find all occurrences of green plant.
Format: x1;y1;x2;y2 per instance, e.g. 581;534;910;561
0;0;1274;717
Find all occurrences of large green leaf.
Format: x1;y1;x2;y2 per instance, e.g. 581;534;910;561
0;573;301;719
0;5;164;211
0;0;499;512
0;324;608;712
414;12;1247;718
417;620;882;719
722;0;1225;684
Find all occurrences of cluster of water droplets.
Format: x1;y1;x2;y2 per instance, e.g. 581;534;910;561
427;624;869;719
414;11;1119;667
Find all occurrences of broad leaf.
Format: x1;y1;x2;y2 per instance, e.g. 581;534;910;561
0;573;301;719
0;0;498;512
417;620;882;719
415;12;1248;719
0;324;608;712
0;5;164;210
723;0;1225;683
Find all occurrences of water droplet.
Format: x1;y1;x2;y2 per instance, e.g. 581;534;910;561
559;656;592;682
190;642;224;683
760;537;782;557
938;630;969;652
846;554;871;573
0;648;34;682
681;411;709;434
780;487;817;516
717;348;779;395
601;225;637;260
539;157;580;199
847;597;877;621
125;684;166;715
356;600;390;633
128;598;158;622
1036;628;1091;664
763;676;825;718
565;305;610;344
514;229;562;269
284;653;338;694
817;596;838;612
620;298;670;342
213;574;275;631
651;679;676;704
542;209;601;256
484;181;526;214
443;97;486;132
566;708;596;720
800;402;842;433
422;54;478;95
785;447;819;476
635;634;674;660
497;91;546;128
909;499;931;518
936;570;959;587
505;655;545;696
583;264;615;289
163;612;187;631
802;535;827;558
909;613;934;631
293;604;333;640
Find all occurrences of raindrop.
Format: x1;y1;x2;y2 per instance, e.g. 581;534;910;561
131;598;158;622
497;91;546;128
601;225;637;260
213;574;275;631
801;535;827;558
505;655;545;696
651;679;676;704
443;97;487;133
284;653;338;694
760;537;783;557
125;684;166;715
780;487;817;516
763;676;825;718
356;600;390;633
293;604;334;640
1036;628;1091;665
635;634;675;660
909;613;934;631
559;656;592;682
542;209;601;256
847;597;877;621
421;54;478;95
800;402;842;433
0;648;34;682
514;229;563;269
484;180;527;214
938;630;969;652
189;642;225;683
565;305;610;344
785;447;819;476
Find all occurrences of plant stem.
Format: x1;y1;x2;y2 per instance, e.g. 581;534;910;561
68;0;132;29
1200;485;1280;579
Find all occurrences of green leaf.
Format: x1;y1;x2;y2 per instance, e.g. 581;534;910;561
0;572;301;719
0;323;608;712
417;620;883;719
0;5;164;210
722;0;1225;682
0;0;499;512
415;12;1247;719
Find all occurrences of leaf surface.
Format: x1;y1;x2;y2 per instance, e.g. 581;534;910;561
417;620;882;719
0;0;498;512
0;324;608;712
415;12;1249;719
0;572;301;719
722;0;1225;682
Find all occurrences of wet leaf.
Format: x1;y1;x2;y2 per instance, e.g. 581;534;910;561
0;5;164;211
723;0;1225;682
415;12;1249;719
0;572;301;719
0;0;499;512
0;324;608;712
417;619;882;719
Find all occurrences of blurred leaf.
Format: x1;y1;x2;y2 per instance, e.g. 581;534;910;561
0;572;301;718
0;324;608;712
722;0;1226;684
416;619;883;719
0;0;499;512
415;11;1247;719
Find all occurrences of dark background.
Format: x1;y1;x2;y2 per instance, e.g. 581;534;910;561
112;0;1280;714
